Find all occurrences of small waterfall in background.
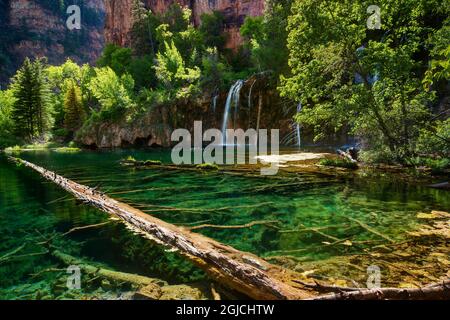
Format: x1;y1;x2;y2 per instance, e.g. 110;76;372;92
247;80;257;127
296;102;302;149
211;93;218;113
280;101;303;148
233;81;244;129
222;80;244;145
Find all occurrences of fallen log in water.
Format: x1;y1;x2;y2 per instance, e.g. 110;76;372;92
305;279;450;300
52;250;165;287
10;157;312;300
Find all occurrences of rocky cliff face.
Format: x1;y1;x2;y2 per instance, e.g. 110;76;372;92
0;0;105;85
104;0;265;49
76;75;292;148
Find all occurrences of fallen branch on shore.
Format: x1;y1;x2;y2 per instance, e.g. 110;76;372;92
306;279;450;300
337;149;358;163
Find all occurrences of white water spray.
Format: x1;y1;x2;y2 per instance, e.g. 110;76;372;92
296;102;302;148
222;80;244;144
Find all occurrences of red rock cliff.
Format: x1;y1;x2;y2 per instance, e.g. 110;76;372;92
104;0;265;49
0;0;105;84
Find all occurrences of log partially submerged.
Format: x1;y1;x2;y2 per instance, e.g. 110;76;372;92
306;279;450;300
10;157;311;300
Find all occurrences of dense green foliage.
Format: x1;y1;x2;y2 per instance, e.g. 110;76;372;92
240;0;292;76
280;0;450;163
0;89;17;148
0;0;448;168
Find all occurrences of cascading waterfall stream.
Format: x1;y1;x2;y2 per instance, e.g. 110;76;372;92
221;80;244;145
233;81;244;129
296;102;303;149
248;80;257;128
211;93;218;113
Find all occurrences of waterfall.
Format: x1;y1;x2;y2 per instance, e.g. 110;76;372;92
296;102;302;149
232;80;244;129
222;80;244;144
211;94;218;113
247;80;257;128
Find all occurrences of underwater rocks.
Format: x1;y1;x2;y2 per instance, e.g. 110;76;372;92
135;283;208;300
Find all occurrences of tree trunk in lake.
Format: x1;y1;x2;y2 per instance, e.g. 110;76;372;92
308;280;450;300
10;157;312;300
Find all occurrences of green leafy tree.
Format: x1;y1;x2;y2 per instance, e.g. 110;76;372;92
11;58;52;140
97;44;156;89
47;59;94;129
154;41;201;99
423;18;450;89
156;5;203;64
89;67;135;120
200;47;231;90
0;89;17;147
280;0;449;163
417;119;450;158
97;44;133;76
64;81;85;133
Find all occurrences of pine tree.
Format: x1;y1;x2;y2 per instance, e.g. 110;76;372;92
64;81;85;132
11;58;35;139
31;58;52;136
130;0;157;56
11;58;52;140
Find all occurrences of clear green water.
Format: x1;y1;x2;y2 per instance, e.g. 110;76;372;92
0;150;449;299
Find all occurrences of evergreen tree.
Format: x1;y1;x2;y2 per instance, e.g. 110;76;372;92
32;58;52;136
130;0;159;56
11;58;35;139
64;81;85;133
11;58;52;140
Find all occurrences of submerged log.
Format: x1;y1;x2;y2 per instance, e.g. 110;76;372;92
10;157;312;300
52;250;164;287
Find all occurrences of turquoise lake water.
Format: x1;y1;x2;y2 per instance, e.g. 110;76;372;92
0;149;448;299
